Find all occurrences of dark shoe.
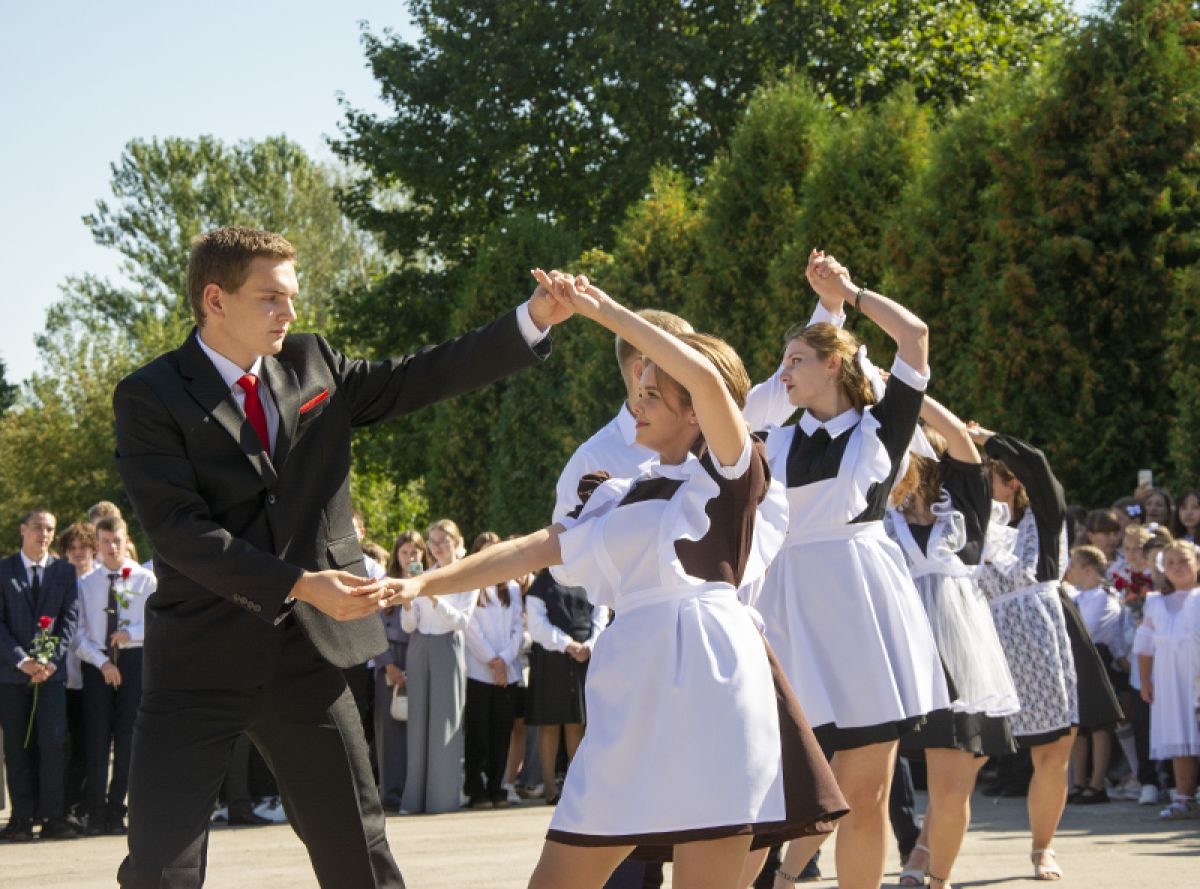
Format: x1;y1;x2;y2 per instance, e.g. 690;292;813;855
798;854;822;881
981;779;1008;797
1075;787;1110;805
39;817;81;840
1066;785;1086;804
1000;780;1030;798
491;796;510;809
464;797;493;810
84;810;108;836
227;809;272;826
545;793;561;806
0;818;35;842
104;810;129;835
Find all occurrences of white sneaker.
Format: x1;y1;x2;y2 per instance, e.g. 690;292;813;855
1114;780;1142;801
1139;785;1162;805
504;783;521;804
253;796;287;824
211;805;229;823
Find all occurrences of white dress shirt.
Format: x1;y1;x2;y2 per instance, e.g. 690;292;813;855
1070;583;1126;659
553;405;655;523
464;582;525;685
196;332;282;454
73;558;156;668
20;550;50;581
15;552;52;671
526;597;609;653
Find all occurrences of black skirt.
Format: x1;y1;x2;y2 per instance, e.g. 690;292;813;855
901;665;1018;758
813;715;924;758
1058;588;1124;732
525;644;589;726
902;708;1018;758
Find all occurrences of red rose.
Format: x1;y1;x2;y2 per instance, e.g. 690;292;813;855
38;616;52;630
121;567;132;579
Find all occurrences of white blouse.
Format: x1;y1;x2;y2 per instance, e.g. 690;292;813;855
464;582;525;684
526;597;609;653
400;588;478;636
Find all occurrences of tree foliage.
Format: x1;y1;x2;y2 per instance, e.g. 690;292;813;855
0;137;384;551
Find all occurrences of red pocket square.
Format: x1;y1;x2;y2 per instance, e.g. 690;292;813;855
299;389;330;414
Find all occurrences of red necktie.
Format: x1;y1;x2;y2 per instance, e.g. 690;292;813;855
237;374;271;454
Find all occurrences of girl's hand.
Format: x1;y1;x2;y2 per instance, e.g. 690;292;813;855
1140;683;1154;705
805;249;855;303
385;663;405;688
376;576;422;610
532;269;608;321
966;421;996;446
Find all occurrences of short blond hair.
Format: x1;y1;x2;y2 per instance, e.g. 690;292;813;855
615;309;693;369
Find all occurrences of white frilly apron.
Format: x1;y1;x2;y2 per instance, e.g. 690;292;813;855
755;413;949;730
547;439;796;839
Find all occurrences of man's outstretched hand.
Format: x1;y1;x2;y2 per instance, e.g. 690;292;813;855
289;571;385;621
527;270;577;329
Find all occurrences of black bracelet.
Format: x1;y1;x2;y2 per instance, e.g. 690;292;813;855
853;286;865;311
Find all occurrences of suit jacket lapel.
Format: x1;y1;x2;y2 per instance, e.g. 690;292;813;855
177;332;279;488
9;554;33;610
260;355;299;474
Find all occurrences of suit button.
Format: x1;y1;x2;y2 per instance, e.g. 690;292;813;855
267;493;277;505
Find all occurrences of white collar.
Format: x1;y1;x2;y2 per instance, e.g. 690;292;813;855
649;450;701;481
616;403;639;447
798;407;861;439
99;559;135;578
20;551;49;572
195;332;264;391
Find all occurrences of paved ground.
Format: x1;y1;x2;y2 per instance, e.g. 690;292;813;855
2;791;1197;887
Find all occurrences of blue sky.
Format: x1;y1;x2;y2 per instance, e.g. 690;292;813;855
0;1;415;382
0;1;1098;384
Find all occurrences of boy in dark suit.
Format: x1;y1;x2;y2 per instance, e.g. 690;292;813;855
0;508;79;841
113;226;570;888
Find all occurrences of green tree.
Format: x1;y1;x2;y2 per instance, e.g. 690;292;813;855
0;356;17;415
334;0;1070;349
0;137;388;547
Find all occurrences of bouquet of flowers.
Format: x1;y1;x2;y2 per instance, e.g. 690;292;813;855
107;566;135;664
25;615;59;747
1113;569;1153;621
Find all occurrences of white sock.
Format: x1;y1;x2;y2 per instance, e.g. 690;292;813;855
1115;724;1139;777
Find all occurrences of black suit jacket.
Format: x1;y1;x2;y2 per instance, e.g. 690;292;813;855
0;554;78;684
113;310;549;689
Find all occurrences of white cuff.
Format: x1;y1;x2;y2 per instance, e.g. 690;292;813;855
890;355;931;392
810;301;846;330
516;301;550;346
710;434;753;481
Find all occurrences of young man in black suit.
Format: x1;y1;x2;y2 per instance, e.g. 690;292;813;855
0;508;79;841
113;226;569;888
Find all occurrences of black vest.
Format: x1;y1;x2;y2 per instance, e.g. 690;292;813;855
526;569;593;643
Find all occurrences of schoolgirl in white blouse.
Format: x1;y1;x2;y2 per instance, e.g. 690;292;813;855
463;531;525;808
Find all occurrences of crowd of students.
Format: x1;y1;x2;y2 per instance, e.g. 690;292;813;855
1;255;1198;889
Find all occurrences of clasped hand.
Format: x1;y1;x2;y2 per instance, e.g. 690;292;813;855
19;659;55;684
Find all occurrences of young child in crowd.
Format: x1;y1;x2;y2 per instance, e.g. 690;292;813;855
1173;488;1200;543
1086;509;1123;572
1134;540;1200;818
1064;546;1126;803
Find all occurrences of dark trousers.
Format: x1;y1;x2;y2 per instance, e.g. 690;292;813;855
65;685;88;814
604;860;664;888
0;680;68;820
1132;694;1159;787
463;678;515;801
82;650;143;815
889;755;922;857
117;636;404;889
